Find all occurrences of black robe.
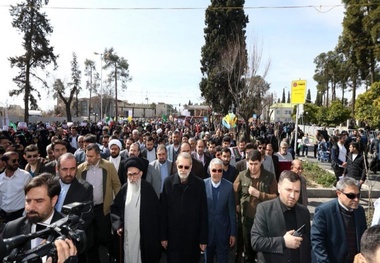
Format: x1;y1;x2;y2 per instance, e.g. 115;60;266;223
110;180;161;263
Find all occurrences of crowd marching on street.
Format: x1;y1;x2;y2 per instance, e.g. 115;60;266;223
0;118;380;263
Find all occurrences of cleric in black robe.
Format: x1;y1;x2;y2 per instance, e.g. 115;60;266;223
110;157;161;263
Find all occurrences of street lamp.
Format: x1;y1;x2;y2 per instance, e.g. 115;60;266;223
94;52;103;121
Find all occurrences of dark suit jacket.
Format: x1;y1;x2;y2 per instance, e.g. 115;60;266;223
62;178;94;230
235;159;247;173
2;211;64;253
311;199;367;263
251;197;311;263
271;154;281;182
42;160;57;175
171;157;206;179
204;178;236;247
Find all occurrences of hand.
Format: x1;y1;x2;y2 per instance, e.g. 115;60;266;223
47;239;77;263
199;244;207;251
342;162;347;167
117;228;123;236
236;205;240;213
283;230;303;249
359;180;364;185
248;186;259;198
229;236;236;247
161;240;168;249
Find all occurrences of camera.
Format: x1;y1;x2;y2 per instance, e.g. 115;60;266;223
1;202;92;263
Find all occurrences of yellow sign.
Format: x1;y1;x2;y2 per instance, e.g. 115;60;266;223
291;80;307;104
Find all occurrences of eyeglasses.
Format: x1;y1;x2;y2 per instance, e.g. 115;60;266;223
341;191;361;200
177;165;190;170
211;169;223;173
258;147;264;150
127;172;140;178
294;166;303;171
26;154;38;159
9;159;19;164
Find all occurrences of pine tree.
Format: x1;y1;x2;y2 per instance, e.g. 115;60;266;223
9;0;58;123
200;0;248;114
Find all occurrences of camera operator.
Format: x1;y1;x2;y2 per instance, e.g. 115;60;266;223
2;173;63;252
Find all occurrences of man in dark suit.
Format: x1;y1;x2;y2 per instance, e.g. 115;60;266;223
204;158;236;263
43;139;68;175
171;142;206;179
146;145;173;198
311;177;367;263
235;143;255;173
343;142;366;189
193;139;212;176
55;153;93;230
2;173;63;255
251;170;311;263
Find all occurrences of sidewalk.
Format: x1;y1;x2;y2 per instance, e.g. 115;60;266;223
298;149;380;198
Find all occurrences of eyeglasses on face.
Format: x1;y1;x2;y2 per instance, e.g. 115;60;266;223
127;172;140;178
26;154;38;158
341;191;360;200
211;169;223;173
177;165;190;170
9;159;19;164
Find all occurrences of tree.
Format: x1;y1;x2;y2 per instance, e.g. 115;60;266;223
9;0;58;123
306;89;312;103
69;52;81;117
52;79;75;121
200;0;248;114
355;82;380;128
103;47;132;118
218;33;271;138
84;59;96;120
281;88;286;103
287;91;290;103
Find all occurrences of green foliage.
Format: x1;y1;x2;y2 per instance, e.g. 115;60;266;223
315;100;350;126
103;47;132;117
303;162;336;187
356;82;380;128
9;0;58;122
200;0;248;114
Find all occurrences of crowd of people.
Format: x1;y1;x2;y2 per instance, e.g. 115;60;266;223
0;119;378;263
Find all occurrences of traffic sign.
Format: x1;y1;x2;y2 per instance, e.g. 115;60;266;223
291;80;307;104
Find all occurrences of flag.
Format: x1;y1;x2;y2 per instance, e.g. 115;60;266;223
9;122;17;130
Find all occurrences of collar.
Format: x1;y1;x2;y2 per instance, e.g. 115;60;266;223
211;180;221;188
338;199;354;212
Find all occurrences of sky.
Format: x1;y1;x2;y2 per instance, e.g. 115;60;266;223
0;0;351;112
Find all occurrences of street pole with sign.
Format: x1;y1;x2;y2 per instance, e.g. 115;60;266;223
291;80;307;154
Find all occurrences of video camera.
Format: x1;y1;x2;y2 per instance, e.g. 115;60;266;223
1;202;92;263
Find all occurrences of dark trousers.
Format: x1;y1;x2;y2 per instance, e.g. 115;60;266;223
87;204;113;263
242;216;256;263
235;212;244;263
314;144;318;158
333;166;344;185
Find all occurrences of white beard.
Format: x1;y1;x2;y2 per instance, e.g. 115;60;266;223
126;178;141;205
178;171;190;181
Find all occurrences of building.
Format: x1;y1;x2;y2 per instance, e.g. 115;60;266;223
269;103;294;123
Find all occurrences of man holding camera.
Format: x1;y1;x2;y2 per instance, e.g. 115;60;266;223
2;173;63;252
250;171;311;263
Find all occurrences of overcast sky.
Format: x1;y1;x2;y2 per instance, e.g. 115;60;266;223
0;0;352;111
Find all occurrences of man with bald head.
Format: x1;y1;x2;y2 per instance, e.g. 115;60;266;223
290;159;308;207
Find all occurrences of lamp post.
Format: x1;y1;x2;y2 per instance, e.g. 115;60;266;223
94;52;103;121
